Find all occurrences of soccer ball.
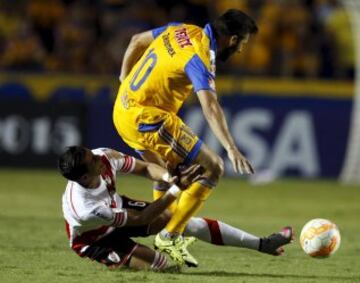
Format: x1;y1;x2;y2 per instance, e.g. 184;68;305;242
300;218;341;258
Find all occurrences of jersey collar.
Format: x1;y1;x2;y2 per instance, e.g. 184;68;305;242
204;23;217;54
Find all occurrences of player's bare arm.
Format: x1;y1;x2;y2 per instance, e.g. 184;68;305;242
105;148;203;184
132;159;179;183
119;30;154;82
103;148;175;182
197;89;254;175
134;159;204;186
125;191;178;226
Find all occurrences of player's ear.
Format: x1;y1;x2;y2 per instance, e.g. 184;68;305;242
229;35;239;47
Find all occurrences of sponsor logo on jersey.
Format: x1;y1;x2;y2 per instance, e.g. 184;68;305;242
175;28;192;48
92;207;112;221
162;33;175;57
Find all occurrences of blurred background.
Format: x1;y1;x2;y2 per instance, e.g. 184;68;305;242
0;0;358;182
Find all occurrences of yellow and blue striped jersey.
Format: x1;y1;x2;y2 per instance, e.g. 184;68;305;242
121;23;217;114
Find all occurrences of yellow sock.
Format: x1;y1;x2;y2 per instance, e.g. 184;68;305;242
153;189;178;214
165;182;212;234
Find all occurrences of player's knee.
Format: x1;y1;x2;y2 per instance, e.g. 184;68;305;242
205;155;224;181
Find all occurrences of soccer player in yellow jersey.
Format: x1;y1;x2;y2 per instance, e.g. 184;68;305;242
113;9;259;266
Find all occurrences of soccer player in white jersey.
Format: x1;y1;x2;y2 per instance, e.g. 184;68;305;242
59;146;294;271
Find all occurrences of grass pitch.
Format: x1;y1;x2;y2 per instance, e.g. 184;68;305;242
0;169;359;283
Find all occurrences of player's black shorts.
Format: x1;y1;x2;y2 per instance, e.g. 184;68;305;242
81;195;150;267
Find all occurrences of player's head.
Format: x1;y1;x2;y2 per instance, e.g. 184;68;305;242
211;9;258;61
58;146;104;184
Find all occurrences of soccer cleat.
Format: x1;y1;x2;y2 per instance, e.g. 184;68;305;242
177;238;198;268
154;234;198;267
183;236;197;248
154;234;185;265
259;226;295;256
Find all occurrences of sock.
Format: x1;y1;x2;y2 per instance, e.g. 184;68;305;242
184;217;260;250
153;183;178;214
164;182;212;235
150;251;168;271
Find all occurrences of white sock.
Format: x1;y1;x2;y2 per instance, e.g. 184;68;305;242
184;217;260;250
159;229;179;239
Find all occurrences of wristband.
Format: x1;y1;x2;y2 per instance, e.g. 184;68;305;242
166;184;181;197
162;172;172;183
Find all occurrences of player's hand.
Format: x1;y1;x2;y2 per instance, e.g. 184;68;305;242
161;172;178;184
177;164;204;189
227;147;254;175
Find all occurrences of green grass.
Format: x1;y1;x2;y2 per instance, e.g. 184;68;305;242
0;169;360;283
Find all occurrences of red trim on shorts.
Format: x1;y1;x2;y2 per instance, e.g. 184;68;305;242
203;218;224;245
70;225;112;254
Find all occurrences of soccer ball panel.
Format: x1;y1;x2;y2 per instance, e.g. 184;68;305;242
300;218;341;258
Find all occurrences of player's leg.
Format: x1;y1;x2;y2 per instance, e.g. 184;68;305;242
115;109;219;265
82;238;173;271
183;217;294;255
80;197;176;272
127;244;174;271
162;143;223;235
154;143;223;267
140;115;223;266
141;151;178;214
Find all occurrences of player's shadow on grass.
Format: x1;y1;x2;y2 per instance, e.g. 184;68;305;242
183;271;359;281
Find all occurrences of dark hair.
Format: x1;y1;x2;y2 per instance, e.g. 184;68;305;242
211;9;258;40
58;146;88;181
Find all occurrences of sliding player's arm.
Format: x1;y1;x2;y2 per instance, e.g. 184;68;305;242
197;90;254;175
119;30;154;82
124;189;178;226
103;148;174;182
84;186;180;228
104;148;202;185
131;158;178;183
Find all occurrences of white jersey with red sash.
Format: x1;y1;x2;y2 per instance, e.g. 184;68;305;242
62;148;135;255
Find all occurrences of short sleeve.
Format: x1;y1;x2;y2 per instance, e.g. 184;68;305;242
118;155;136;173
101;149;136;174
152;22;182;39
184;54;216;93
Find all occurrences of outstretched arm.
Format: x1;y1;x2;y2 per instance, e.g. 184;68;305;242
119;30;154;83
104;148;202;184
197;90;254;174
132;159;178;183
